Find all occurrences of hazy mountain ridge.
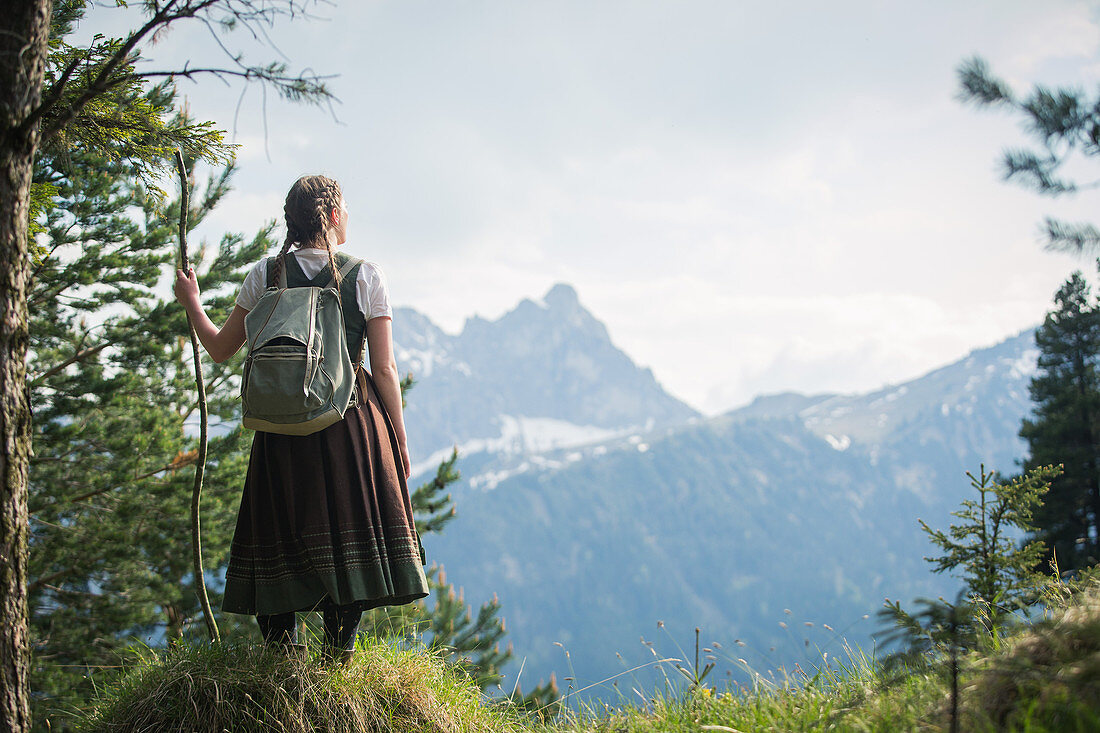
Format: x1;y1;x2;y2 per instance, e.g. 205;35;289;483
397;284;1041;695
729;329;1035;447
729;329;1037;503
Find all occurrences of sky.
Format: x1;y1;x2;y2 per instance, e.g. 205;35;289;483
79;0;1100;415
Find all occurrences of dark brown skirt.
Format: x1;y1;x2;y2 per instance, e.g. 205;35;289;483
222;369;429;616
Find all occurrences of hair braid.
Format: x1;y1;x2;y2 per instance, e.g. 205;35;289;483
280;175;345;288
325;242;341;290
269;234;295;288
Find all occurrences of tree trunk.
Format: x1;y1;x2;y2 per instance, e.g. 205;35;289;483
0;2;51;730
1073;349;1100;563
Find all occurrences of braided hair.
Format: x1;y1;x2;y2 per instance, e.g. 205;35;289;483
271;175;345;288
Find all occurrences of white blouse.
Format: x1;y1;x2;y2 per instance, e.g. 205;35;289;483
235;248;392;320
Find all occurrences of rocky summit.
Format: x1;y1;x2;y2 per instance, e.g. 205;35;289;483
394;283;698;473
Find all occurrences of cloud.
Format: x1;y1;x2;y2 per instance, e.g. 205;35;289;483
71;0;1100;415
999;1;1100;79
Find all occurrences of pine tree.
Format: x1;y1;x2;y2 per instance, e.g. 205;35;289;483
1020;271;1100;570
958;54;1100;572
878;464;1057;668
919;465;1055;627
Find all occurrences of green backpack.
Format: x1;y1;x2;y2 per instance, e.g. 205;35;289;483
241;254;365;435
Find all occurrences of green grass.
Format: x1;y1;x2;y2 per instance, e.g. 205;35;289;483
77;638;524;733
542;645;935;733
74;584;1100;733
548;582;1100;733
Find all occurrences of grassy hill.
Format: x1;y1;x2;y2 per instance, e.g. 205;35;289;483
75;578;1100;733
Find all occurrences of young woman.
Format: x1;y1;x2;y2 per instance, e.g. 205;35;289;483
174;175;428;660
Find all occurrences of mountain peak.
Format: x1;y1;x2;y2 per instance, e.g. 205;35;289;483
544;282;579;307
393;282;699;457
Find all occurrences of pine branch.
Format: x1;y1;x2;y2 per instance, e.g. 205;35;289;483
39;454;198;509
1043;218;1100;254
33;54;83;126
956;57;1014;107
131;65;334;103
32;0;336;166
28;342;110;386
32;3;186;140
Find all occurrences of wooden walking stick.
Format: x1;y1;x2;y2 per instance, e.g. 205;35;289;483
175;149;220;643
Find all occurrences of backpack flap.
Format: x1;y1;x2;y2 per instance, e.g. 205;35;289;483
246;288;316;352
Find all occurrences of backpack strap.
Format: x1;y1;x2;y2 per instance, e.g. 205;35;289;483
334;256;369;373
266;255;289;289
329;256;361;289
354;328;368;375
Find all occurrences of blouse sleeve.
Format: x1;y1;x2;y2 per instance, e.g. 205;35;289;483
358;262;393;320
234;258;269;312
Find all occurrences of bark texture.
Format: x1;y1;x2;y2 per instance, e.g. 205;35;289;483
0;1;51;730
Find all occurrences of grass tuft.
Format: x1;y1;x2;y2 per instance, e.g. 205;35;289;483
78;638;522;733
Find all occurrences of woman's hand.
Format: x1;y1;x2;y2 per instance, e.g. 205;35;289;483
174;267;200;311
171;267;248;363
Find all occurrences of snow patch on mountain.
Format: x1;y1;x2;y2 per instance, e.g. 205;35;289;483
1010;348;1040;379
495;415;627;454
470;463;532;491
410;415;634;482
